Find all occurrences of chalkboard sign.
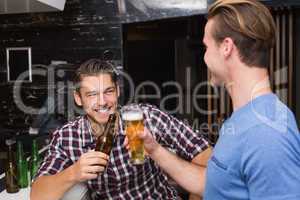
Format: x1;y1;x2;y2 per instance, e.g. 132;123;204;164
6;47;32;82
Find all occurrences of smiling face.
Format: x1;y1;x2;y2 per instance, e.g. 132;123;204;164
74;73;119;125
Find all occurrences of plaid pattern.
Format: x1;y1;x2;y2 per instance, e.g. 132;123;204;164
36;104;209;199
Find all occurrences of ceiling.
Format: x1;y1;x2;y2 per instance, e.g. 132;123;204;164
0;0;66;15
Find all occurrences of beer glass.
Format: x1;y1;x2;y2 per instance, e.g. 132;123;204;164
121;104;145;164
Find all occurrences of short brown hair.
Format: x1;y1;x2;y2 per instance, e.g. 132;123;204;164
74;59;119;91
208;0;276;68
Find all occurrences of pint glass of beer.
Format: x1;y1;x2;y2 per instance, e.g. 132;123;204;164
121;104;145;164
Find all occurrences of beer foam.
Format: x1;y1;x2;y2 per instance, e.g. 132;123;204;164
122;112;143;121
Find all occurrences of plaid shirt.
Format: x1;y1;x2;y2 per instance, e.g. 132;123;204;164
36;104;209;199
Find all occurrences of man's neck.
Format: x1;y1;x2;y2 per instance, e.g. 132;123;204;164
88;118;105;138
225;65;272;111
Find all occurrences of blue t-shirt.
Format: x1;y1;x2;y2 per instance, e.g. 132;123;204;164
204;94;300;200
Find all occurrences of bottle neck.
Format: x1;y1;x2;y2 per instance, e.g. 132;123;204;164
17;142;25;161
7;145;14;163
32;141;39;160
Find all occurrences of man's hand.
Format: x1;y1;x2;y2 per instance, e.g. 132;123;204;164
123;127;160;156
71;150;109;182
138;128;160;155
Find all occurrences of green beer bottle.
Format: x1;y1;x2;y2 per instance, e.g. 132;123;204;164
16;141;29;188
5;140;19;193
30;139;41;181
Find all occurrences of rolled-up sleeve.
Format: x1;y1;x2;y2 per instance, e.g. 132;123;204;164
35;129;72;179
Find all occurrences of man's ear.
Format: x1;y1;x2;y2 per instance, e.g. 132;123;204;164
74;90;83;106
222;37;234;58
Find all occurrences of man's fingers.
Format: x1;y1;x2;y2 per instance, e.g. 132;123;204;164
139;127;152;143
84;165;105;174
123;137;129;149
84;157;109;166
82;173;98;180
85;151;109;160
87;174;98;179
138;130;146;139
86;151;108;158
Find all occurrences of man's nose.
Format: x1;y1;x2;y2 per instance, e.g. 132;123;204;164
97;93;107;106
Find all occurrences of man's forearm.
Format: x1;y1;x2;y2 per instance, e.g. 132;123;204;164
30;165;77;200
150;145;206;195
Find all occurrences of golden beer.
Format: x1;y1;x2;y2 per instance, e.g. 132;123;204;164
122;105;145;164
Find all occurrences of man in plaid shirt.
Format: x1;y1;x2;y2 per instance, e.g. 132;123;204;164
31;59;211;200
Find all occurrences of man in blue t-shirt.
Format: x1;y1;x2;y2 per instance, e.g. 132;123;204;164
202;0;300;199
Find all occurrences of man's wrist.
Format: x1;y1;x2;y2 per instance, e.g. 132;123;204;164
149;143;163;160
65;164;79;184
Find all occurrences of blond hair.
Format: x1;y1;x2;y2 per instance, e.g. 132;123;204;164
208;0;276;68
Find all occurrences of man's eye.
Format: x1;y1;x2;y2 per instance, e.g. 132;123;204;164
105;89;115;95
87;93;97;97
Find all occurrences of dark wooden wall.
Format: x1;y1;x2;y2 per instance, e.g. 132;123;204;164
0;0;121;66
0;0;122;135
